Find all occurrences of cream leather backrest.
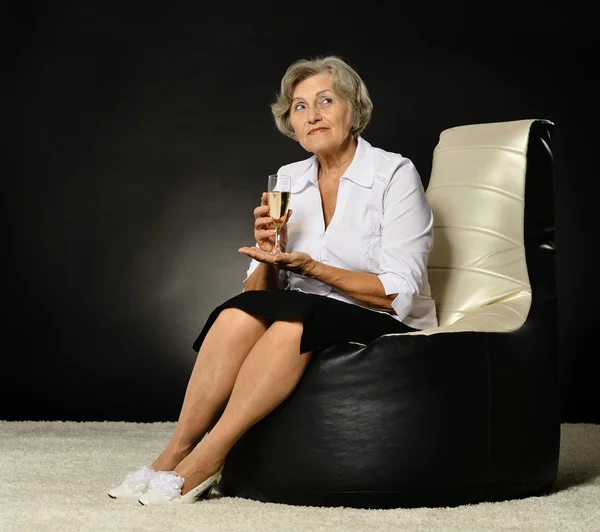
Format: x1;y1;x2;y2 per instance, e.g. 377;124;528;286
403;120;535;336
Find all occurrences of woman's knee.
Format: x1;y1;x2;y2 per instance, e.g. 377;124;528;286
265;319;305;347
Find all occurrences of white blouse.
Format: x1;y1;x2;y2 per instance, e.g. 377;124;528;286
243;135;438;330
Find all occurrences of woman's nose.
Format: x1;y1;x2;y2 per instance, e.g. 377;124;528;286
307;106;321;122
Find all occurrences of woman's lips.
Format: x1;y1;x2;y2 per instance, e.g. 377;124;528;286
308;128;329;135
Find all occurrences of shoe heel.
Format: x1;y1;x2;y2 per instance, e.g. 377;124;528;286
199;471;222;500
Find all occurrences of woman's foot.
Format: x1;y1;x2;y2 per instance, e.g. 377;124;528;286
138;440;225;505
173;441;225;496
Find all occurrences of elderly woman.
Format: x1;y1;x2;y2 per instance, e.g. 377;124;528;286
108;55;438;504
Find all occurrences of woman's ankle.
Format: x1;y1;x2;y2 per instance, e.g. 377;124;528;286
152;445;194;472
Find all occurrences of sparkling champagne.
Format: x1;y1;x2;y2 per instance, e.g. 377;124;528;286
268;191;291;228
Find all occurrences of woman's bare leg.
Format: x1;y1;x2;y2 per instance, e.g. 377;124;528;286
151;308;270;471
173;318;312;495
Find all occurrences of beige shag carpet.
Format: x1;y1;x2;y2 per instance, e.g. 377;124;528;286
0;421;599;532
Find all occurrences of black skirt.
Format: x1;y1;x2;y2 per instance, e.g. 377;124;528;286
192;289;419;355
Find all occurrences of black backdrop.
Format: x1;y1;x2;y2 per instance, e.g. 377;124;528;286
4;4;598;423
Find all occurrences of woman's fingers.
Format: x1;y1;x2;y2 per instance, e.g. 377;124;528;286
254;216;273;229
256;228;277;239
249;193;275;252
253;204;270;218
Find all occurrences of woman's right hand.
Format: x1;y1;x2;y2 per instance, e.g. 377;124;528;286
254;192;292;253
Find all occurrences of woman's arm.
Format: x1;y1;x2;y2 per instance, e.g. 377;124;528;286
243;262;284;291
240;251;392;308
304;261;395;312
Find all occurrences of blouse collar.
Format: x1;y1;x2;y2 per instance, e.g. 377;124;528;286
291;135;375;193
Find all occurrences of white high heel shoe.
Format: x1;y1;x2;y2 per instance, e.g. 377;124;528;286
108;465;156;499
138;465;224;505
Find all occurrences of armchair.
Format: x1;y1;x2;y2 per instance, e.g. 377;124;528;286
218;119;559;509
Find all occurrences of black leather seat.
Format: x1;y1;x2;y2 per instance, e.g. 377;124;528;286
218;119;559;509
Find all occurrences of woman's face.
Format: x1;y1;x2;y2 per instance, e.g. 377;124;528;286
289;72;353;155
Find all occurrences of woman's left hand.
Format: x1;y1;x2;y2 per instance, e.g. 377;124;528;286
238;247;315;275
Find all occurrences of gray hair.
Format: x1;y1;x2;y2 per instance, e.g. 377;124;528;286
271;55;373;140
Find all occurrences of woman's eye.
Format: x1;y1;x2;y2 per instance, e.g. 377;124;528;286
294;103;305;111
321;98;332;104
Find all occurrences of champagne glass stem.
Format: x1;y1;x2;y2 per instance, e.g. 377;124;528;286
274;227;281;253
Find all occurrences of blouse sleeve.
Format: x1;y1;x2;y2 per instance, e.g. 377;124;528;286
376;157;434;320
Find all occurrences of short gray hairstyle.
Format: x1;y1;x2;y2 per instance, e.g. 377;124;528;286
271;55;373;141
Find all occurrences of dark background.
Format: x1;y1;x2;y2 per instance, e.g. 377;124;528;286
3;4;598;423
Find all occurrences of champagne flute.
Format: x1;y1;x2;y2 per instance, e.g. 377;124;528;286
267;174;291;254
